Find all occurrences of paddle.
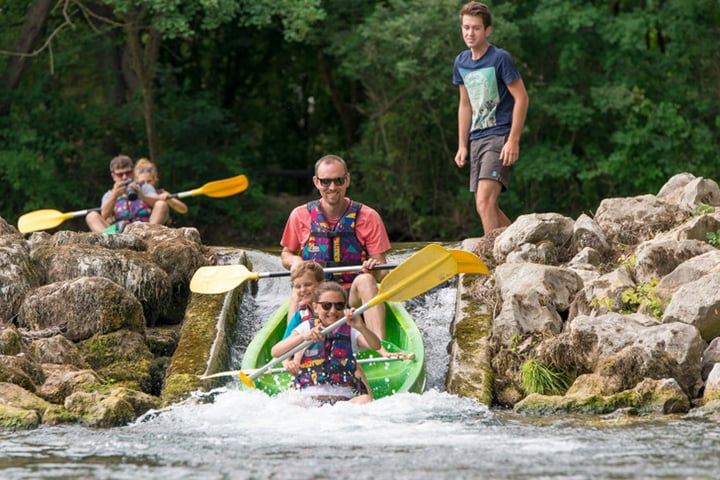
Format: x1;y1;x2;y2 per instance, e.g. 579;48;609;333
198;353;414;380
238;244;481;388
189;248;488;294
17;174;249;234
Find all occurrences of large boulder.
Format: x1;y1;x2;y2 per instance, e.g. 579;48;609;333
17;277;144;342
594;194;685;245
493;213;575;264
0;236;39;323
662;272;720;342
30;241;171;325
493;263;583;345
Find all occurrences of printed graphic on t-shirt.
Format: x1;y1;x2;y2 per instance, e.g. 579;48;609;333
459;66;499;131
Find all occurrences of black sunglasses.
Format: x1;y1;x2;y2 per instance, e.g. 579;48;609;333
318;301;346;312
317;176;346;187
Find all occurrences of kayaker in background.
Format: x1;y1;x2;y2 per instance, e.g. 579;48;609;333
280;154;392;355
85;155;169;233
134;158;189;216
271;281;379;405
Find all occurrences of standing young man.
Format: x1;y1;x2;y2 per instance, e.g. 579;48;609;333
453;1;529;235
280;154;392;352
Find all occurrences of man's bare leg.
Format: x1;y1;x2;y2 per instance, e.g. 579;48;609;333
349;274;389;355
475;179;511;235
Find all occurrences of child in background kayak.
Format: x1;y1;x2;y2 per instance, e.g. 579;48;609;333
271;281;379;405
134;158;189;216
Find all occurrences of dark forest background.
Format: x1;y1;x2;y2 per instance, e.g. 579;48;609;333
1;0;718;246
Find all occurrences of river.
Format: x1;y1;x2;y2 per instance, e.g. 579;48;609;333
1;247;718;479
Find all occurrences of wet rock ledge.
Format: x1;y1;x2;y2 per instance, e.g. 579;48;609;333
0;222;246;428
447;172;720;420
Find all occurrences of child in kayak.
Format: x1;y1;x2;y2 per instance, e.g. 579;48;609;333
283;260;325;339
271;281;380;405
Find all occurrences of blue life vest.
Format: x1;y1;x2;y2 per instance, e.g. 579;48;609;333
301;200;366;285
293;318;360;393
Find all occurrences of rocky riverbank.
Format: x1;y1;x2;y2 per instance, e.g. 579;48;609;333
4;171;720;429
447;172;720;419
0;222;243;428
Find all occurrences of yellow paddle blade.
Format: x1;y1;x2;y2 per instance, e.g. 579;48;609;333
189;264;258;294
238;371;256;388
188;174;249;198
17;208;93;234
370;244;460;307
448;249;489;274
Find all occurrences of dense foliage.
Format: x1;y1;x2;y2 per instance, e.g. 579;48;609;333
1;0;718;245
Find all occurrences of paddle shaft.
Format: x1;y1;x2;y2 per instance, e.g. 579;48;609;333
257;263;399;280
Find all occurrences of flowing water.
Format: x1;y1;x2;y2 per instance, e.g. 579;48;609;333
1;247;719;479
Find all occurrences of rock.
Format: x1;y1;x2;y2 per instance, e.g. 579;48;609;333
0;236;38;323
662;272;720;342
594;194;685;245
703;363;720;404
36;364;101;404
569;266;636;319
566;313;705;397
493;213;575;264
656;250;720;300
30;242;171;325
654;213;720;242
0;403;41;429
634;238;714;283
702;338;720;380
0;354;45;392
78;330;154;392
0;326;26;355
29;334;91;369
493;263;583;345
64;387;159;428
17;277;144;342
572;214;611;256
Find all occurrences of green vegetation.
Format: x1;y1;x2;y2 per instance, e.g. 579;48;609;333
2;0;719;244
621;278;668;319
707;230;720;248
520;359;571;396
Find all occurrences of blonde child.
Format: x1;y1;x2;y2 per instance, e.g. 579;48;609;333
134;158;189;216
283;260;325;339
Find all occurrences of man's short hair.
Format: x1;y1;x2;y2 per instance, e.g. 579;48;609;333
460;1;492;27
314;154;348;176
109;155;133;172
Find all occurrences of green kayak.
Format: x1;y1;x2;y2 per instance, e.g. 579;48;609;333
240;300;426;399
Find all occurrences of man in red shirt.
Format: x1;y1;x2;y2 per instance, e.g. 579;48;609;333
280;155;391;349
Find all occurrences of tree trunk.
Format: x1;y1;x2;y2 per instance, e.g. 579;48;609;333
124;14;161;161
0;0;55;116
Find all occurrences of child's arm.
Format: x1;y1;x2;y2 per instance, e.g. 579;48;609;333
347;311;381;351
270;324;323;358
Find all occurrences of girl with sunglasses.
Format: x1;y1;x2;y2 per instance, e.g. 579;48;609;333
271;281;380;405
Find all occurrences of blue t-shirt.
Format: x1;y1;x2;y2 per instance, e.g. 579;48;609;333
283;309;304;339
453;45;522;140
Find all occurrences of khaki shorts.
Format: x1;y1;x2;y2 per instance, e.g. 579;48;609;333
469;135;510;192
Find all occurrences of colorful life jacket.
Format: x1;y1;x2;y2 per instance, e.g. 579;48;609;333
298;304;315;322
113;195;152;224
301;200;366;285
293;318;360;394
